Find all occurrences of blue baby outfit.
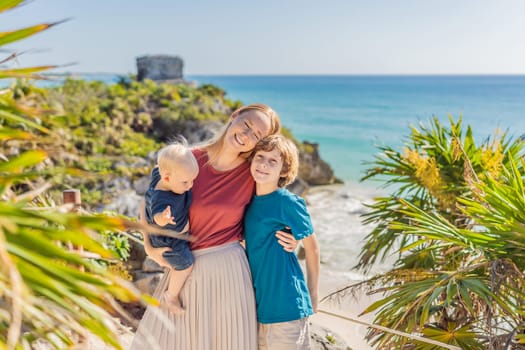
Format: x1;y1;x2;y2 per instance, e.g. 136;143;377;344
145;167;193;270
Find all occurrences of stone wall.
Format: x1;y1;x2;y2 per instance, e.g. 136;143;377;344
136;55;184;82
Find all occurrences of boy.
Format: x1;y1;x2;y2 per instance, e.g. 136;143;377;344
145;139;198;314
244;134;320;350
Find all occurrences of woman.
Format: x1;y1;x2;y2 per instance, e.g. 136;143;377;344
130;104;297;350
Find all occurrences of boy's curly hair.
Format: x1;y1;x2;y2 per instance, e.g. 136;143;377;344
252;134;299;187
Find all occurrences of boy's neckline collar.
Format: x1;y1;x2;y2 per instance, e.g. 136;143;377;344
254;187;285;198
255;183;279;196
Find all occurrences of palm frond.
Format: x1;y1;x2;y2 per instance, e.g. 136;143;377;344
353;116;525;348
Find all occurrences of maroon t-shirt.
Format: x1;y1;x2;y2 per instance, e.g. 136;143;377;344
189;149;255;250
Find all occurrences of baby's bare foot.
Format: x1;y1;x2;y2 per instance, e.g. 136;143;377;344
163;291;185;315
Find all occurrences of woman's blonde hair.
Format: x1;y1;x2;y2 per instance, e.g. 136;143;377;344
252;134;299;188
200;103;282;163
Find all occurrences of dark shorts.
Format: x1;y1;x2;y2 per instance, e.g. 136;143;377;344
149;235;194;270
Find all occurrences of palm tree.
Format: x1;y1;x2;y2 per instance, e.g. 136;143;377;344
1;1;153;348
329;116;525;349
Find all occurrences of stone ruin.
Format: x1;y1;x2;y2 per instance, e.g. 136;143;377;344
136;55;184;82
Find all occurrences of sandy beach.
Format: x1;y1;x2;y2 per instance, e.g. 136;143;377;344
304;183;387;350
89;183;384;349
82;260;379;350
85;275;378;350
311;266;378;350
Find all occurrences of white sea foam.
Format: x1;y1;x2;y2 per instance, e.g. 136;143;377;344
306;182;394;284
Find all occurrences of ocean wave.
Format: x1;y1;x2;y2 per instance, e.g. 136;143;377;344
307;183;393;279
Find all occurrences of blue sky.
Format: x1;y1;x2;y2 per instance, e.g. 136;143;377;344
2;0;525;75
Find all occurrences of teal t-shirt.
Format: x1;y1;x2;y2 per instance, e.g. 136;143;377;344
244;188;314;324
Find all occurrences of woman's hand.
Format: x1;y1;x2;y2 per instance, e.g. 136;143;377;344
275;227;298;252
140;201;172;269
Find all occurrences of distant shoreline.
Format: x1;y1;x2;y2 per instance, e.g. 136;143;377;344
43;72;525;78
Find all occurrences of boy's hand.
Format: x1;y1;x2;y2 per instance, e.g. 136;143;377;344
310;291;319;313
303;233;320;314
154;205;177;227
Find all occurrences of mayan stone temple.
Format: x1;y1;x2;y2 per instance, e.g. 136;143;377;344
136;55;184;83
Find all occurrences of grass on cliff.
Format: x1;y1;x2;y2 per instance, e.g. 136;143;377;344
5;77;321;208
4;77;243;207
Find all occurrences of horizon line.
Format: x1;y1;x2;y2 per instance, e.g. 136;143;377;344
46;71;525;77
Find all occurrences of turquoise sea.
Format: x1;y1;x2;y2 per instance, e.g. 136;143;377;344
39;74;525;283
41;74;525;183
188;75;525;183
183;75;525;282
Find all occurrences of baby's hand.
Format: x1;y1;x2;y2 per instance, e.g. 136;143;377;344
154;206;177;227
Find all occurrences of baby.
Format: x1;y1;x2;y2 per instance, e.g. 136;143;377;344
145;139;198;314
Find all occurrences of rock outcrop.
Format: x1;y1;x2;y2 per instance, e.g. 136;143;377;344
97;139;337;218
299;141;342;186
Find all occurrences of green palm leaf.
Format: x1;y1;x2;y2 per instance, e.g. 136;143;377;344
0;0;24;13
0;150;47;172
0;65;58;79
0;22;62;47
352;116;525;348
420;324;479;350
0;3;152;348
0;108;50;133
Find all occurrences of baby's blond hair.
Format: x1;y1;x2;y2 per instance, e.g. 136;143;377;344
157;138;197;177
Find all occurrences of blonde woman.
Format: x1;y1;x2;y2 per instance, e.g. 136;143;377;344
131;104;298;350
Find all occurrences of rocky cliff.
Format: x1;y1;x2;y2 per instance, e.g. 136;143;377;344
96;121;340;218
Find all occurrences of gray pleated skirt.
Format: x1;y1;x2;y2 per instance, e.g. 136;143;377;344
129;241;257;350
